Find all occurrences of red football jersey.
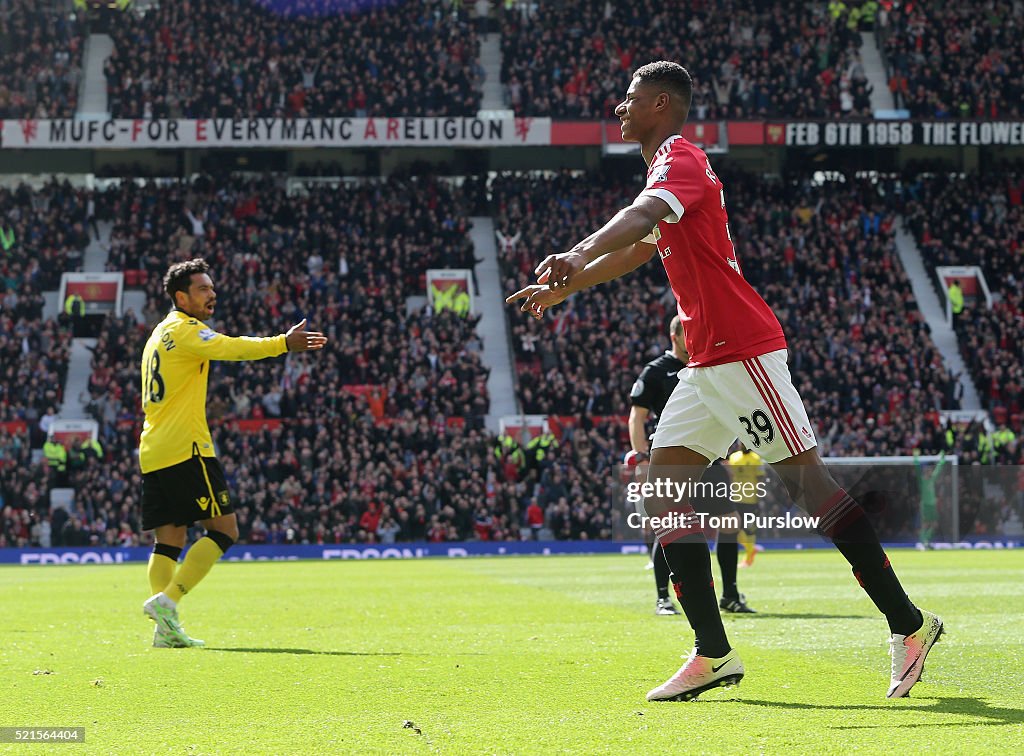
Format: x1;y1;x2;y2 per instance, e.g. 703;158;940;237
638;135;787;367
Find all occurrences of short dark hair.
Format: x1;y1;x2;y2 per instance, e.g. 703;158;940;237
633;61;693;118
164;258;210;304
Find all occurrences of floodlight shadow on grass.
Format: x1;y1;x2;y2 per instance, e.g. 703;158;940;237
737;697;1024;728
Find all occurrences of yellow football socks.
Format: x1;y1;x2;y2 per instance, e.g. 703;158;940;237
738;530;757;565
147;552;177;594
164;537;225;602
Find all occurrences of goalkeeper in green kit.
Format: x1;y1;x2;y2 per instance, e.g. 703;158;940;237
914;450;946;548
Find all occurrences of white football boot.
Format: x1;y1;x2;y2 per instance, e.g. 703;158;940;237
887;610;943;698
144;592;203;648
647;649;744;701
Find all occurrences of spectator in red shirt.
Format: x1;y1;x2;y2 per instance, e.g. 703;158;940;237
360;502;382;533
526;499;545;540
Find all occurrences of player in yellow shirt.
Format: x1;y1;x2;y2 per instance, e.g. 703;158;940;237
140;258;326;648
726;446;764;567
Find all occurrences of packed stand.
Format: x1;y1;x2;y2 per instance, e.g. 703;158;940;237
1;179;91;547
904;171;1024;454
7;163;1017;548
104;0;482;118
495;167;1010;538
727;171;962;459
880;1;1024;118
0;0;85;119
69;170;628;546
83;309;147;447
0;178;91;291
30;402;622;547
495;169;959;453
97;174;489;424
494;167;675;418
0;425;48;547
499;0;867;119
62;173;508;544
181;414;616;545
0;180;85;439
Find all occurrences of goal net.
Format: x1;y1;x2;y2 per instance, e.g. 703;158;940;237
611;455;1024;546
818;455;959;545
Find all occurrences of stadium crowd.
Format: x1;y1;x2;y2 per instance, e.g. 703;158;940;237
499;0;869;119
103;0;483;118
1;179;80;548
727;171;963;459
0;0;84;119
494;168;962;460
880;0;1024;118
97;174;490;420
494;167;673;418
903;170;1024;451
0;179;83;437
488;166;1021;541
4;173;496;547
1;163;1020;548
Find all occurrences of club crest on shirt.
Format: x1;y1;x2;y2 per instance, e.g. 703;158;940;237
650;162;671;185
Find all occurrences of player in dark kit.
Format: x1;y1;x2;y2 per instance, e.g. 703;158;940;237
139;258;327;648
507;61;941;701
628;316;754;615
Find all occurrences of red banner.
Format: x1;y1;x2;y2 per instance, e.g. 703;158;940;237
225;419;284;433
66;281;119;303
550;121;720;147
728;122;766;146
548;415;627;441
52;429;92;446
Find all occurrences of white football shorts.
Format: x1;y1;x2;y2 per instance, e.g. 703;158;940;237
651;349;817;463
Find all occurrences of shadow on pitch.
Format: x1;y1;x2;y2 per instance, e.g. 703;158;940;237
206;647;490;657
729;613;866;620
206;647;405;657
737;697;1024;728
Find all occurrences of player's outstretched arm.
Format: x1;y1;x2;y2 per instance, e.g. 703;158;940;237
177;318;327;360
285;318;328;353
534;195;671;289
507;241;657;319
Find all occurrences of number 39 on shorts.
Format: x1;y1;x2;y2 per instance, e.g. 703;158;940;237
738;410;774;448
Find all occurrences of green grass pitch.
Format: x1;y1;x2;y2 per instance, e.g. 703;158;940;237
2;550;1022;754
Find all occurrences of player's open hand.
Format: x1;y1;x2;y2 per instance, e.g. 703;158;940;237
535;251;586;289
285;318;328;352
505;285;567;320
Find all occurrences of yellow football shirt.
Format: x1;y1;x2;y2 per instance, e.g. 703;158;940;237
139;310;287;473
727;449;764;504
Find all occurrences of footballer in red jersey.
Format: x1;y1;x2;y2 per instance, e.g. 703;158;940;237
507;61;941;703
638;133;787;368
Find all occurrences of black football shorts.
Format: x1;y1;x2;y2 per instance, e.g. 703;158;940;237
142;453;232;530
